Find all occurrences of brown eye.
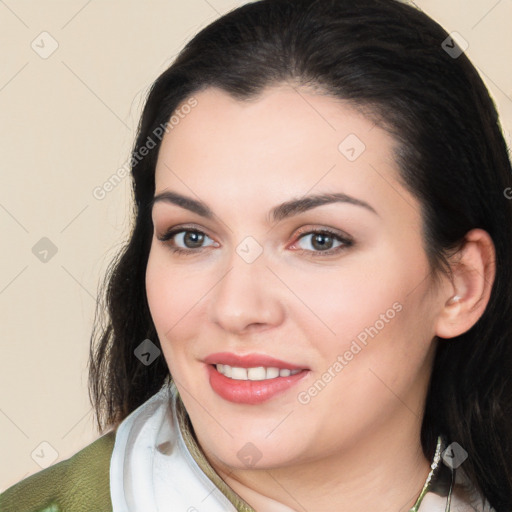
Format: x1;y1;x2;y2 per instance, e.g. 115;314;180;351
181;231;206;248
311;233;334;250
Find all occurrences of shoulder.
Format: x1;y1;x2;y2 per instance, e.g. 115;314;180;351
0;430;116;512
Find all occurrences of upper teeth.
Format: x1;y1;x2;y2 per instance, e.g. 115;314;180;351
216;364;301;380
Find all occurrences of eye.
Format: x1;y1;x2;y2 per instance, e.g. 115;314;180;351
157;227;218;254
174;230;215;249
291;229;353;256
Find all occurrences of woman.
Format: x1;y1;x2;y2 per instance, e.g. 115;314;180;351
1;0;511;510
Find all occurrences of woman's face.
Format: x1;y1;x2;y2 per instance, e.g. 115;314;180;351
146;85;445;470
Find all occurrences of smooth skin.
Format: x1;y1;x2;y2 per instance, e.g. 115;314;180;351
145;85;495;512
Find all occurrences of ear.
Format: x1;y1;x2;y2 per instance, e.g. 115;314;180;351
435;228;496;339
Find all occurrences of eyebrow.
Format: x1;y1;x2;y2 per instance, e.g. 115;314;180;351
270;192;377;222
151;191;213;218
150;190;377;223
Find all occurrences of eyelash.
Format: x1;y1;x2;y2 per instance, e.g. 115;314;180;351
156;226;354;257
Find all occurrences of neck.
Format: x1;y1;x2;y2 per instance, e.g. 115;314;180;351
211;422;432;512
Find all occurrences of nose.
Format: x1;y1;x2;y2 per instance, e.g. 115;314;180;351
208;248;286;335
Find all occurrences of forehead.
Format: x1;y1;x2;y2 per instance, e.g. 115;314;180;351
153;85;414;219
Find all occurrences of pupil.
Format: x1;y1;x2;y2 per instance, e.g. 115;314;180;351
185;231;204;248
312;233;333;251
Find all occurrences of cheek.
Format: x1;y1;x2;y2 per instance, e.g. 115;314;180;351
146;248;207;333
281;251;413;353
145;247;217;377
298;272;435;415
290;246;434;394
292;297;434;455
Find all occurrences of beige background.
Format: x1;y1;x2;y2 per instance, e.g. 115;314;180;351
0;0;511;491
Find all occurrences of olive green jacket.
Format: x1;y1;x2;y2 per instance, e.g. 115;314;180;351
0;431;116;512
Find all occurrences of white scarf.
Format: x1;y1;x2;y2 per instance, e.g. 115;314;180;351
109;382;237;512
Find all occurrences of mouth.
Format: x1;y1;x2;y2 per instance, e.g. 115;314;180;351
204;352;310;404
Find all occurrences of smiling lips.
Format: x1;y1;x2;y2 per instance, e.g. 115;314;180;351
204;352;309;404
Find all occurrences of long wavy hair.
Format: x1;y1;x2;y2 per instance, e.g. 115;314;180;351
88;0;512;509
